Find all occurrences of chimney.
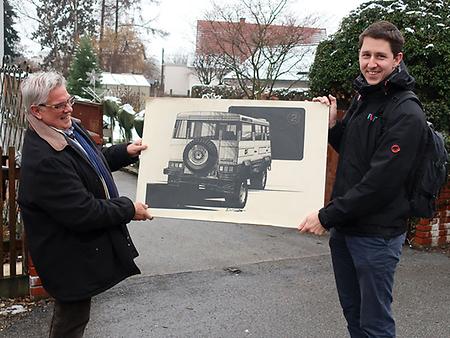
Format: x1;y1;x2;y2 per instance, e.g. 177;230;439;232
239;18;246;24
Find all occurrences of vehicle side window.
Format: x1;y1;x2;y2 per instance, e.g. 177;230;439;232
189;121;217;139
219;123;237;140
265;126;270;141
241;123;253;141
255;125;263;140
173;120;188;139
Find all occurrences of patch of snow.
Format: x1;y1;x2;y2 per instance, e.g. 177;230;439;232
104;96;121;104
135;110;146;119
121;103;136;115
0;305;27;316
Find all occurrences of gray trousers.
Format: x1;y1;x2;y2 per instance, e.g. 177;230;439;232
49;298;91;338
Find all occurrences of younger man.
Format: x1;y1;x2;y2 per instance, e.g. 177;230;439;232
299;21;427;337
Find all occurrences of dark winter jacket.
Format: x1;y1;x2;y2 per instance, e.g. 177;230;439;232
318;63;428;238
18;115;140;301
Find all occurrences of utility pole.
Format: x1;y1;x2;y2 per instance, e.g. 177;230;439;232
0;0;4;62
115;0;119;37
99;0;106;66
113;0;119;73
73;0;78;41
160;48;165;96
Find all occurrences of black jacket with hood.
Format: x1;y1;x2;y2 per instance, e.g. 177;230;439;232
318;63;428;238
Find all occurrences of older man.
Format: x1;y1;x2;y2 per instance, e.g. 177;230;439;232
18;71;152;337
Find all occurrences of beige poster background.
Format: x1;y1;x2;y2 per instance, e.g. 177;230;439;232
136;98;328;228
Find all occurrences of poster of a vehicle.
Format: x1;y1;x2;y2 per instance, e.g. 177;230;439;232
136;98;328;228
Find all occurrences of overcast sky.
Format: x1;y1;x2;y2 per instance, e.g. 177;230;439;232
147;0;368;60
15;0;368;62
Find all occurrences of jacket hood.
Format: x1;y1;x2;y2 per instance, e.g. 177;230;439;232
353;61;416;96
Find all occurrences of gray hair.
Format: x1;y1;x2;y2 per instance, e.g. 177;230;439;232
20;71;66;115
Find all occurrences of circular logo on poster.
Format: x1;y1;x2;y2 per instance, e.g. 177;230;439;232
287;111;301;125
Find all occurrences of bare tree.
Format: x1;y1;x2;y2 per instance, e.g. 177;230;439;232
192;52;232;85
199;0;322;99
165;53;190;66
98;0;167;66
13;0;166;73
13;0;98;73
192;53;216;85
97;25;155;74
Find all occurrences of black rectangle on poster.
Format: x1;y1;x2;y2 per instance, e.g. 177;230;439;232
228;106;305;160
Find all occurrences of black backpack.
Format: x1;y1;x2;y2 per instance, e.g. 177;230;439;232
382;90;449;218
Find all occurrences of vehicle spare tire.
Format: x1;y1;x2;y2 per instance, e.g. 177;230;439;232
183;138;218;175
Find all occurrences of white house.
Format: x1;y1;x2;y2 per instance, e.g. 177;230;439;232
162;62;220;97
162;44;318;97
101;72;151;109
223;44;318;90
101;72;151;96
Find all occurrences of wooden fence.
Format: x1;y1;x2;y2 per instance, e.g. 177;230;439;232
0;147;27;297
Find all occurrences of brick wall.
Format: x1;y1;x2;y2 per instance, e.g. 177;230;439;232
324;145;338;204
412;178;450;248
28;254;50;300
324;110;345;205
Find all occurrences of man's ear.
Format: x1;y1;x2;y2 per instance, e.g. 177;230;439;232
394;52;403;68
30;105;42;120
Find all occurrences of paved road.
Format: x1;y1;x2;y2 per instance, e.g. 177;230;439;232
2;171;449;338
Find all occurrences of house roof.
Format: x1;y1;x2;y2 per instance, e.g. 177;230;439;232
101;72;150;87
196;18;326;59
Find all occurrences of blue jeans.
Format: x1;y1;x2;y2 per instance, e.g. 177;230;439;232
329;229;405;338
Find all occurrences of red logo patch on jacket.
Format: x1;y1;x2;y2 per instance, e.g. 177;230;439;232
391;144;401;153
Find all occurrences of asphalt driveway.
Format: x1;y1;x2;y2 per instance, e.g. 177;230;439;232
2;171;449;338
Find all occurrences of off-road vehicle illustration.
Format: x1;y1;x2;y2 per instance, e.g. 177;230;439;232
163;111;272;208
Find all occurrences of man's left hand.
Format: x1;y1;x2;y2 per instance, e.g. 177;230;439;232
127;139;148;157
298;211;327;235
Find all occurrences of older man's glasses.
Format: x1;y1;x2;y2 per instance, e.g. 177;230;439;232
38;96;76;111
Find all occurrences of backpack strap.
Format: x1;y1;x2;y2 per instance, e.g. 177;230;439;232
378;90;426;196
381;90;422;125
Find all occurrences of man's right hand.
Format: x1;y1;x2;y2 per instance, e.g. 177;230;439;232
133;202;153;221
313;94;337;129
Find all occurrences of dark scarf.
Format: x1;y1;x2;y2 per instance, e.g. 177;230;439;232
71;126;119;198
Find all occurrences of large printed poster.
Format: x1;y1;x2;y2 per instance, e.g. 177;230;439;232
136;98;328;228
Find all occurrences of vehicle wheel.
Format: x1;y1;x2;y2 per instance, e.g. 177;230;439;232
250;168;267;190
183;138;218;175
225;181;248;208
